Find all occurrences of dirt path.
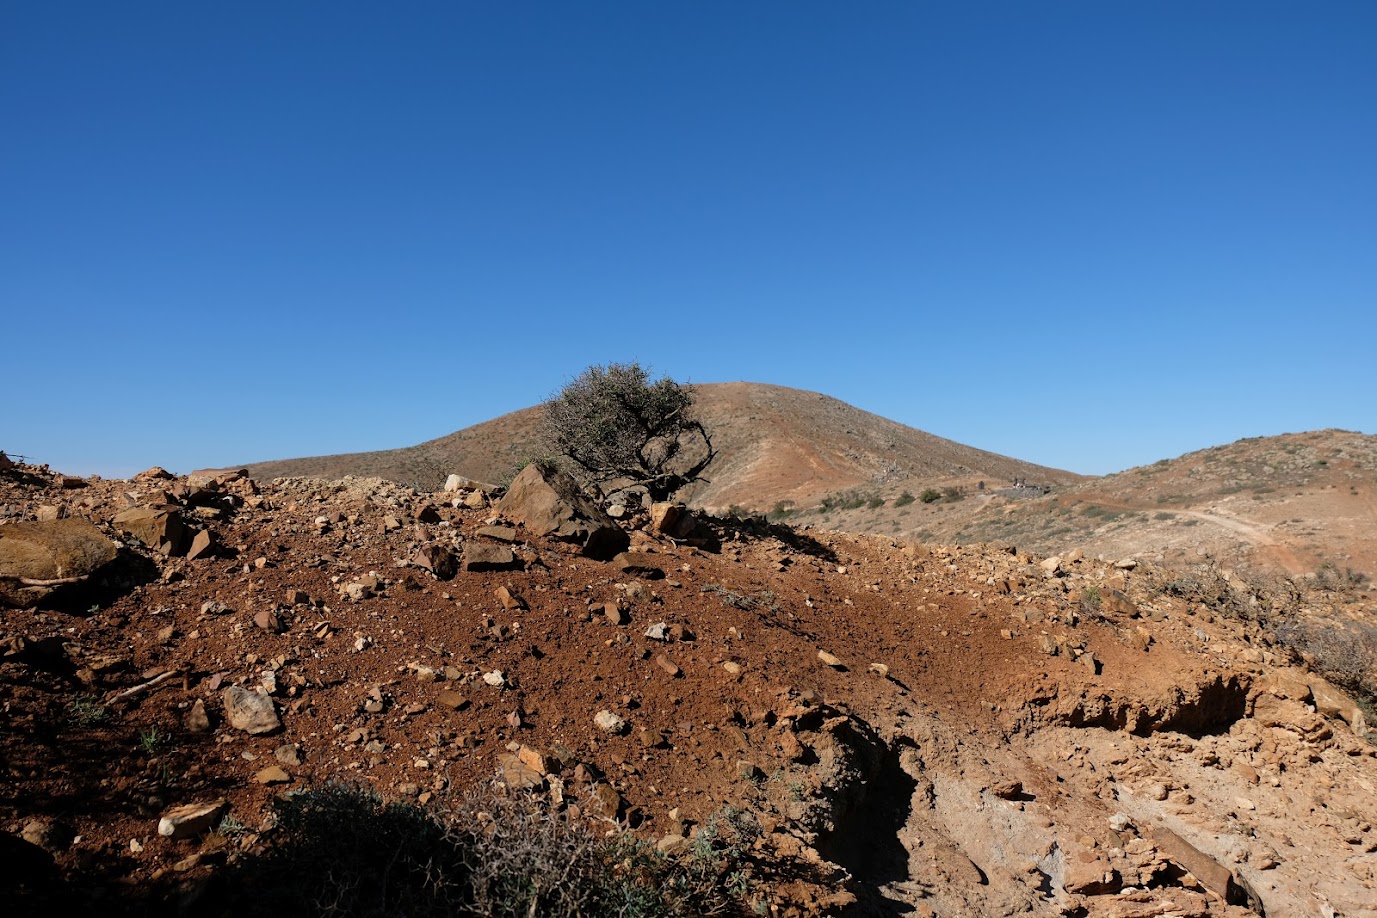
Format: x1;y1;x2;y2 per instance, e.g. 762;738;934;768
1177;507;1308;574
1067;496;1309;575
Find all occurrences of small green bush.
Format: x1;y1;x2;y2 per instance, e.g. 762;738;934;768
66;696;110;727
766;500;796;522
894;491;915;507
919;489;941;504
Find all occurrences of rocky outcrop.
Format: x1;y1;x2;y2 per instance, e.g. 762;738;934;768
497;464;627;560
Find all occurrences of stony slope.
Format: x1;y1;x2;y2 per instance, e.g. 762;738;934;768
3;460;1376;916
785;429;1377;583
217;382;1085;509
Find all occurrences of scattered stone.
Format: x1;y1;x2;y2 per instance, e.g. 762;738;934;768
649;502;698;540
186;529;216;561
254;765;291;785
517;745;558;776
655;655;681;677
497;464;628;560
113;507;191;556
723;661;743;675
1062;850;1119;895
445;473;497;493
462;543;521;572
341;581;372;602
412;543;458;580
869;662;890;678
438;690;470;710
991;781;1023;800
612;551;665;579
817;650;844;669
668;623;695;642
1103;590;1139;617
657;834;691;855
185;699;211;733
497;753;544;790
252;608;284;633
476;525;519;543
222;685;281;735
158;800;228;840
585;783;622;820
494;585;526;611
22;819;74;853
1148;826;1251;907
275;744;303;766
482;670;506;687
594;710;627;735
604;603;629;625
644;622;669;641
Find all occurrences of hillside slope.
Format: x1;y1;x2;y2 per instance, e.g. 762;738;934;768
218;382;1085;509
3;460;1375;916
796;428;1377;581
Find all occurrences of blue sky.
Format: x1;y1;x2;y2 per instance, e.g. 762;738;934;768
3;2;1373;478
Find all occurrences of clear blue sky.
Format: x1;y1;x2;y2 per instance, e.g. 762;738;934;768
4;2;1373;478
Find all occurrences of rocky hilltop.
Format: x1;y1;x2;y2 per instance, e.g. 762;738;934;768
3;458;1376;916
220;382;1084;510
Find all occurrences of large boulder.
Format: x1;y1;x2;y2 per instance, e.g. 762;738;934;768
497;465;628;560
0;519;118;607
113;507;191;556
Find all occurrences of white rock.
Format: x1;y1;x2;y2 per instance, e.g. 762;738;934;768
594;710;627;735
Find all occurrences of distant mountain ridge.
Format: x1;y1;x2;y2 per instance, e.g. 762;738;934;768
215;382;1085;509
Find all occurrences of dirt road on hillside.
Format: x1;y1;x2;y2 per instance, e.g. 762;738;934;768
1068;497;1308;575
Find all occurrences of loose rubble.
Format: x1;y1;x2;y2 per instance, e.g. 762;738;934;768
0;456;1374;917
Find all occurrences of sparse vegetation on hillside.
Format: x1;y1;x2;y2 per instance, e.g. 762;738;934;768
222;782;765;918
542;363;716;501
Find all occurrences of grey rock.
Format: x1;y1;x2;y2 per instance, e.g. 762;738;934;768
222;685;280;735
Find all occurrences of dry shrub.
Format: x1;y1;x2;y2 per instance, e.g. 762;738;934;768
219;782;763;918
1273;616;1377;701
